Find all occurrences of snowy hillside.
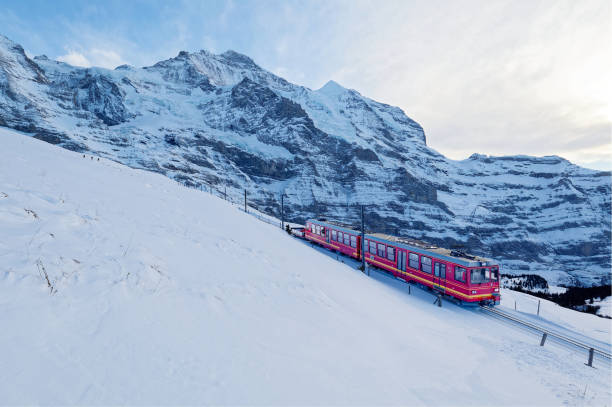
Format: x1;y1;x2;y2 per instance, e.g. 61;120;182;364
0;34;609;286
1;127;610;405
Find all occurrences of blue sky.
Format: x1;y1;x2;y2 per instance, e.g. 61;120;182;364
1;0;610;170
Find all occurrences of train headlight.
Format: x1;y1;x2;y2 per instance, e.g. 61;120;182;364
471;290;476;294
494;288;499;292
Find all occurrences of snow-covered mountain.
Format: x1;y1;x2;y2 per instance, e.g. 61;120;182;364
0;34;609;286
1;127;610;405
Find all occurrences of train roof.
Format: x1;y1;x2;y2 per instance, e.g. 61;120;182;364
369;233;495;267
308;219;369;234
307;218;496;268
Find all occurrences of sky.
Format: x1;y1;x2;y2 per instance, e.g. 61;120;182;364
1;0;610;170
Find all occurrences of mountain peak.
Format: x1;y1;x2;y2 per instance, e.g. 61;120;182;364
220;50;257;67
317;80;347;97
0;33;25;54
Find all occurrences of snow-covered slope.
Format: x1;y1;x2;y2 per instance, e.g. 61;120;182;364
1;127;611;405
0;34;609;286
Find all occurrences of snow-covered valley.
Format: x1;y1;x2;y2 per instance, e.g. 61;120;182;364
1;127;610;405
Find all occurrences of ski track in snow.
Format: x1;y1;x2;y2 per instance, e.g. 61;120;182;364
0;128;610;406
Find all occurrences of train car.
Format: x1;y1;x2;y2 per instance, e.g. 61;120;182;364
304;219;362;259
304;219;500;305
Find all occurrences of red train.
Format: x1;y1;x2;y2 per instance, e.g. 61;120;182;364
304;219;500;305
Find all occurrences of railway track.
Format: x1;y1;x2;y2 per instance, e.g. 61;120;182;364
480;305;611;366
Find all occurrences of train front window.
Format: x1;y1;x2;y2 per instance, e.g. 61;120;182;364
470;268;489;284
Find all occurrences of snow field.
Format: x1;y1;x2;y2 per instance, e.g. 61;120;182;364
0;127;610;406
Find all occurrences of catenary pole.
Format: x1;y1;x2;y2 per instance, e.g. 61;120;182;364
361;205;366;273
281;193;284;230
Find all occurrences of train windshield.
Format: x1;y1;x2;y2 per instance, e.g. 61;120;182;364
470;268;489;284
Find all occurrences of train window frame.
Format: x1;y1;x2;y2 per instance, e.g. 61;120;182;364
387;246;395;261
408;253;419;269
420;256;432;274
369;241;376;254
350;235;357;248
455;266;466;283
315;225;320;235
434;263;440;277
440;263;446;279
338;232;344;244
331;230;337;241
343;233;350;246
377;243;386;258
311;224;315;233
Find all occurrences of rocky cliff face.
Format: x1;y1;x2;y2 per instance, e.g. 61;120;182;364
0;34;609;286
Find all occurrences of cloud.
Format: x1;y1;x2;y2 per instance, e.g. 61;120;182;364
56;47;125;68
57;50;91;67
88;48;125;68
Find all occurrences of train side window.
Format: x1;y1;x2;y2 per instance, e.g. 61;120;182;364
408;253;419;269
434;263;439;277
311;224;315;233
455;266;466;283
350;235;357;248
440;264;446;279
315;225;320;235
387;246;395;261
490;267;499;281
377;243;386;257
369;241;376;254
331;230;337;241
338;232;344;244
420;256;432;274
344;233;350;245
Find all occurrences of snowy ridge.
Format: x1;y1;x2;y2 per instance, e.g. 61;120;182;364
1;127;610;405
0;33;609;286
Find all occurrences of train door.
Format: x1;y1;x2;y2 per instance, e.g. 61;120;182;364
398;250;406;273
434;262;447;293
325;227;330;243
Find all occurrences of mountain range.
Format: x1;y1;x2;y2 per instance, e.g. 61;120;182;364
0;34;609;286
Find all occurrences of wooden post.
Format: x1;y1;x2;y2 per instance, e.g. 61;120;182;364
408;284;411;295
244;189;247;213
540;333;547;346
586;348;594;367
537;300;541;316
515;300;517;311
224;187;227;201
437;294;442;307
